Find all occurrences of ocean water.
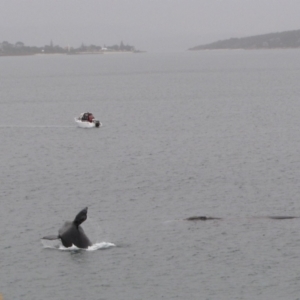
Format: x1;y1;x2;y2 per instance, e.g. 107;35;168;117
1;50;300;299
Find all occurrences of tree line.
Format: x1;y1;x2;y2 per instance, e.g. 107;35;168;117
0;40;136;56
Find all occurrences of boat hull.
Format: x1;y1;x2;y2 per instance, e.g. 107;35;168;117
75;118;101;128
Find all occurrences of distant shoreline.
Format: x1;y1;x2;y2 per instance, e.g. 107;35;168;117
0;40;142;57
0;50;145;57
189;48;300;51
189;29;300;51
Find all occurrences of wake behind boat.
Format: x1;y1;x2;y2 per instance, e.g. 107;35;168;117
75;112;101;128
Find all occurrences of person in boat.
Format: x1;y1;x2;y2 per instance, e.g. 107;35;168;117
81;112;94;122
81;113;88;121
88;113;94;122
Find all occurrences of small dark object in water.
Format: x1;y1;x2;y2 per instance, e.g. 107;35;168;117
267;216;299;220
185;216;222;221
184;215;299;221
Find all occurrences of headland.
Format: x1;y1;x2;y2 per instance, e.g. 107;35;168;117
189;29;300;50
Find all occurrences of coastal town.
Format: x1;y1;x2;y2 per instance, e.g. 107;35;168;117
0;40;139;56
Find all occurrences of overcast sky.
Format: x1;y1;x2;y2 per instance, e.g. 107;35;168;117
1;0;300;51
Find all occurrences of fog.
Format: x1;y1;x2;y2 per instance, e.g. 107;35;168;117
1;0;300;52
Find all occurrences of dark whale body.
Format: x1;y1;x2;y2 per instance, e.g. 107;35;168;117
185;216;299;221
185;216;222;221
266;216;299;220
43;207;92;249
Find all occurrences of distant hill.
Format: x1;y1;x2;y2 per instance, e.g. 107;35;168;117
189;29;300;50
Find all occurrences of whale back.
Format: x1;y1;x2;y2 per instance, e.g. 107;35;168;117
58;208;92;248
58;221;92;248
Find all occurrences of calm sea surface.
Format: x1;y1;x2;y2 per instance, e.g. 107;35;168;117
1;50;300;299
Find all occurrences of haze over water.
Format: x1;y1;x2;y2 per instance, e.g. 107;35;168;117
1;50;300;299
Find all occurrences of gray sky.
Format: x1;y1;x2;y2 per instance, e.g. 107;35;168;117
1;0;300;51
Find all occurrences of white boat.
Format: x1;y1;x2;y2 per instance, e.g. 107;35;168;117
75;112;101;128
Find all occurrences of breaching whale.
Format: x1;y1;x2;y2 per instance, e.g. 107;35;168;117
42;207;92;249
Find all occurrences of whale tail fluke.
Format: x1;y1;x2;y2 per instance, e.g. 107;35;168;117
74;207;88;226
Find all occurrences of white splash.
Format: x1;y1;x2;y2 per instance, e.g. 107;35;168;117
86;242;116;251
41;239;115;251
58;242;115;251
